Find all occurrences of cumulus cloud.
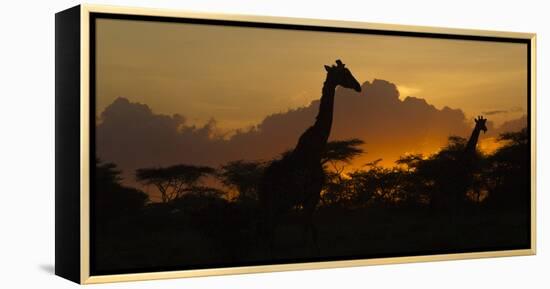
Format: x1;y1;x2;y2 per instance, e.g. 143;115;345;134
483;110;509;116
97;79;526;188
487;114;528;137
482;106;525;117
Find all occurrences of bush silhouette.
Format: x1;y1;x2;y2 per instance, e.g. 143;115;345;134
94;158;148;223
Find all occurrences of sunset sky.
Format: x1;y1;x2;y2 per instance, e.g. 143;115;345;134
96;18;527;130
94;18;528;198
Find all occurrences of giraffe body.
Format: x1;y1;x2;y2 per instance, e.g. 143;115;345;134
258;60;361;253
432;116;488;216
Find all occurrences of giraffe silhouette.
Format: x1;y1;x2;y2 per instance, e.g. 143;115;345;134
465;116;488;155
258;60;361;255
433;116;488;220
455;115;488;205
455;116;488;207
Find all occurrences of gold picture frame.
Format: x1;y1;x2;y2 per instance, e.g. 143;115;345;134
55;4;536;284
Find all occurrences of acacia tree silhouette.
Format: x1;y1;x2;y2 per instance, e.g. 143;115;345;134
258;60;362;254
485;128;529;209
319;138;364;206
218;160;267;204
136;164;215;203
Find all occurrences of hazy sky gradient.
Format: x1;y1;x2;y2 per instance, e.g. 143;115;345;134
96;18;527;131
95;18;528;200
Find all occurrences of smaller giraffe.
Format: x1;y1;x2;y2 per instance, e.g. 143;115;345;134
450;115;488;215
430;116;488;215
465;116;488;156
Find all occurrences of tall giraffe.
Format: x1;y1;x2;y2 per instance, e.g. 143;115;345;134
258;60;361;254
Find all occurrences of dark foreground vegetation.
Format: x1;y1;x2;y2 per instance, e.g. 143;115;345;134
92;128;530;274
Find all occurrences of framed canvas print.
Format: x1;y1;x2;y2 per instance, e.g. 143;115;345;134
55;4;536;284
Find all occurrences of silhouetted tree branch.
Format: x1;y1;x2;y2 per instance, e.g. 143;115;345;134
322;138;365;164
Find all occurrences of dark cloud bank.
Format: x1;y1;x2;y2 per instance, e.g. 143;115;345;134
97;79;526;186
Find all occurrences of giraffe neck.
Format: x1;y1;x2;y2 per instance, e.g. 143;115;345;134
314;79;337;142
465;126;481;154
292;78;337;158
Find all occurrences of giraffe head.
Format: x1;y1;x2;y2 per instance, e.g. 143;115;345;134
474;115;488;133
324;60;361;92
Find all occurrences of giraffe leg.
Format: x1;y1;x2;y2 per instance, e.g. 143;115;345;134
256;210;276;258
300;210;320;256
267;222;278;258
307;219;320;255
